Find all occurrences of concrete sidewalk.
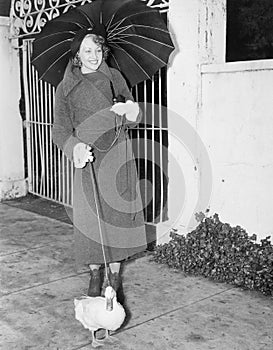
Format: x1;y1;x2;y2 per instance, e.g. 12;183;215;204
0;202;272;350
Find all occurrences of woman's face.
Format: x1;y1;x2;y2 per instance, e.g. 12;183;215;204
78;35;103;73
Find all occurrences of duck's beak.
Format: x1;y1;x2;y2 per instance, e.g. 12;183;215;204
106;297;113;311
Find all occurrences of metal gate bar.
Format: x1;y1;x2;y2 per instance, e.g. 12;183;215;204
23;39;73;206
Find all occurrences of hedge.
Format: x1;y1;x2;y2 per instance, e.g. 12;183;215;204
152;213;273;296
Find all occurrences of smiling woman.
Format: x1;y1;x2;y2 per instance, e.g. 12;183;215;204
52;25;147;304
28;0;173;312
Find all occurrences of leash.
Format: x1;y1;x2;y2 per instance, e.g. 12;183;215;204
88;161;110;286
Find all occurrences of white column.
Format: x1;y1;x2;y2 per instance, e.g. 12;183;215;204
157;0;226;243
168;0;226;124
0;17;27;200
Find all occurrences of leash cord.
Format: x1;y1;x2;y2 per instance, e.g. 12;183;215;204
89;161;109;283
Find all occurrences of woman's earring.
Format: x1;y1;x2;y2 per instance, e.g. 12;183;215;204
72;52;82;67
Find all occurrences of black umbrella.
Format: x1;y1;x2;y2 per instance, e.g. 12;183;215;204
31;0;175;87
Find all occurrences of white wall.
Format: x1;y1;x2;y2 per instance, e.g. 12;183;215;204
0;16;27;200
164;0;272;243
200;60;273;241
158;0;226;244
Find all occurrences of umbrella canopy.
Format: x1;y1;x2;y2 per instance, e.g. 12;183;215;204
31;0;175;87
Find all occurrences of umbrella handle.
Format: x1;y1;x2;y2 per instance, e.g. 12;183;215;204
113;94;126;104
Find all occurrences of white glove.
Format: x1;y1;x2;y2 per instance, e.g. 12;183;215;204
110;100;139;122
73;143;94;168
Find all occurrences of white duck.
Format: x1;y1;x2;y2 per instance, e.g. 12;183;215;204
74;286;126;348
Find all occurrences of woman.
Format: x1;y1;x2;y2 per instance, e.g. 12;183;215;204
52;27;147;302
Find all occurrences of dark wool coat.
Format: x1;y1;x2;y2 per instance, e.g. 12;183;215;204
52;61;147;271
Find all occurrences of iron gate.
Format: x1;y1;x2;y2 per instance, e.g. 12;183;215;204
11;0;169;223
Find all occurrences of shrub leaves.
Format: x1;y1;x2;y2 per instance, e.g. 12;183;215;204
153;214;273;296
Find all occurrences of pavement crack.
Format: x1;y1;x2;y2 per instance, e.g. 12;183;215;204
117;286;236;333
0;243;53;257
0;272;88;298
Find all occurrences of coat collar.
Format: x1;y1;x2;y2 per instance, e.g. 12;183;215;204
62;60;114;97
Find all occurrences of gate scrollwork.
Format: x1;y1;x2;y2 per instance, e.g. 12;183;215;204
10;0;169;39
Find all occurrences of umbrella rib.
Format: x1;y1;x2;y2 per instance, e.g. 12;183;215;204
76;8;94;28
34;30;76;42
108;24;172;41
105;13;116;32
52;19;86;29
108;24;132;39
111;39;168;66
107;9;159;34
110;54;122;72
32;38;73;62
39;49;71;81
110;46;152;79
109;33;174;49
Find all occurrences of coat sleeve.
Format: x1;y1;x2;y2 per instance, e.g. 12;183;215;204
52;83;80;161
111;69;143;127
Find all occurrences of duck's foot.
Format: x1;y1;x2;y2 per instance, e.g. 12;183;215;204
91;331;104;348
104;330;120;344
91;339;104;348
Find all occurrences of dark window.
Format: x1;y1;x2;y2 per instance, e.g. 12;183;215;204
226;0;273;61
0;0;11;17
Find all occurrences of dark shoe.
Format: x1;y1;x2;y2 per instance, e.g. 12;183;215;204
87;269;102;297
109;270;125;305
